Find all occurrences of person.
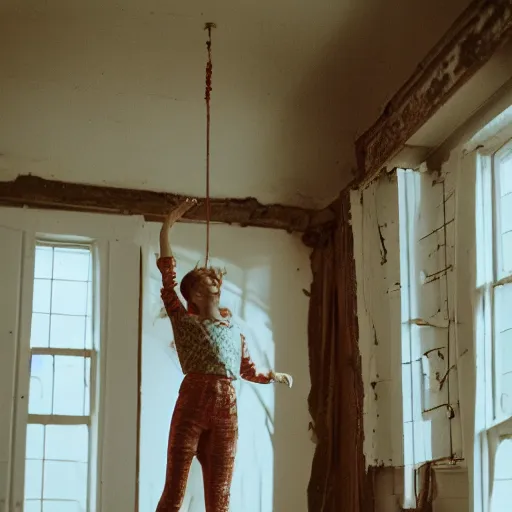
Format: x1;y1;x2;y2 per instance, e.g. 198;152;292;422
156;199;293;512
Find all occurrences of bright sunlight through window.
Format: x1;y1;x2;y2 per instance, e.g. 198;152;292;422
24;243;94;512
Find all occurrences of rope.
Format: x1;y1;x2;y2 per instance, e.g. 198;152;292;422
204;23;215;267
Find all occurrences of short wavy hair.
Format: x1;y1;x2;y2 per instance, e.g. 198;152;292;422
180;266;226;314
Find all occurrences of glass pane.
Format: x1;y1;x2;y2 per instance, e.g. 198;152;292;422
43;501;84;512
53;247;90;282
51;281;88;316
84;358;91;414
499;150;512;275
499;151;512;197
30;313;50;348
499;193;512;235
24;500;42;512
53;356;87;416
45;425;89;463
491;480;512;512
500;373;512;416
86;282;92;317
494;438;512;480
43;460;87;504
495;284;512;336
49;315;87;349
495;283;512;416
24;459;43;500
501;231;512;274
34;247;53;279
498;329;512;378
26;424;44;460
29;355;54;415
32;279;51;314
85;316;93;350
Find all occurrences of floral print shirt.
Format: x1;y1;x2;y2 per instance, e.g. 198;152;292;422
157;257;273;384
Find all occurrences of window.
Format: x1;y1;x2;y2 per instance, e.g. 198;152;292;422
492;142;512;420
477;139;512;512
24;243;94;512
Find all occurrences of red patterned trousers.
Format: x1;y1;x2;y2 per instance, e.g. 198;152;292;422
156;373;238;512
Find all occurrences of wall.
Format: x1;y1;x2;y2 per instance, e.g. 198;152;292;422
351;173;402;469
0;206;313;512
138;221;313;512
0;0;470;208
351;167;464;511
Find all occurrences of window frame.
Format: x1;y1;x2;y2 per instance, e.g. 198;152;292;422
17;238;99;512
474;136;512;512
1;207;141;512
487;140;512;427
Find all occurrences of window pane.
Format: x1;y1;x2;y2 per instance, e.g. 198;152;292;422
500;373;512;416
494;438;512;480
499;151;512;196
494;283;512;416
24;500;42;512
30;313;50;348
53;356;88;416
501;231;512;274
53;247;90;282
34;247;53;279
33;279;51;314
49;314;87;349
45;425;89;463
24;460;43;500
491;481;511;512
495;284;512;336
85;316;93;350
51;281;88;316
26;424;44;460
28;355;54;415
43;501;84;512
84;358;91;414
43;460;87;505
498;149;512;276
491;439;512;512
498;330;512;377
86;282;92;317
499;193;512;235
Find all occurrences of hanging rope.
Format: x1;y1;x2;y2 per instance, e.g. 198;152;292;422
204;22;216;267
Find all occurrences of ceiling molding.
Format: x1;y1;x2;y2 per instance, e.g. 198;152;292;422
0;175;314;233
354;0;512;185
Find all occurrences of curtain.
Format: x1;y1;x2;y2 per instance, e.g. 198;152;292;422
306;192;369;512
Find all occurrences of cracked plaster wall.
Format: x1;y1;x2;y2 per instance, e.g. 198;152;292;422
351;165;464;511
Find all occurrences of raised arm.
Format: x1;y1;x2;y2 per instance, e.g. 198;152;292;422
159;199;196;258
157;199;196;317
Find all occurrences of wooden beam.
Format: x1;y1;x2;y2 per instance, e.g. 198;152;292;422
0;175;314;233
355;0;512;184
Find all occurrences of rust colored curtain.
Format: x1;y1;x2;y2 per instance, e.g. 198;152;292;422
307;193;368;512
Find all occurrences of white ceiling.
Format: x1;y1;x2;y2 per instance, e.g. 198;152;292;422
0;0;471;208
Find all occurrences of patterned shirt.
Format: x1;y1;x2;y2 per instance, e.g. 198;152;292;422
157;257;273;383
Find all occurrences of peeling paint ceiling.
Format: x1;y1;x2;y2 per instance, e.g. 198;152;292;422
0;0;471;207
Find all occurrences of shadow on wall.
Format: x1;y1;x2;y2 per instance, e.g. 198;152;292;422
138;222;313;512
282;0;471;204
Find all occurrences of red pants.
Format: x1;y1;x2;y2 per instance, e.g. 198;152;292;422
156;373;238;512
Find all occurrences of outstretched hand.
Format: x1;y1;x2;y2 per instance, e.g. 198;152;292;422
163;199;197;228
272;372;293;388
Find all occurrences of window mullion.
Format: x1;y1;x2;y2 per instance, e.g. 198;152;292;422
30;347;93;358
27;414;90;426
